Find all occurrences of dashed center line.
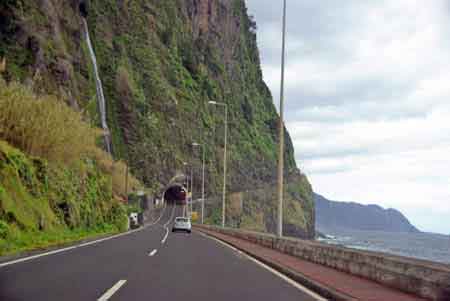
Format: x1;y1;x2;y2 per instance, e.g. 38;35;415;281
161;228;169;244
161;205;175;244
98;279;127;301
149;249;158;256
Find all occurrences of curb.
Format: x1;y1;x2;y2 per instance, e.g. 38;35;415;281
195;227;357;301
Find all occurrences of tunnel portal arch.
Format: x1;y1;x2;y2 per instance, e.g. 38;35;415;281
163;184;187;205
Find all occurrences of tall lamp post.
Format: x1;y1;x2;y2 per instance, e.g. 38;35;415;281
208;101;228;228
125;163;129;202
190;165;193;216
193;142;206;224
183;161;189;186
183;162;189;217
277;0;287;237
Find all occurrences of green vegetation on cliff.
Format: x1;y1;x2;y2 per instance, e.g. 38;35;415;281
0;138;127;255
84;0;314;236
0;80;140;255
0;0;315;238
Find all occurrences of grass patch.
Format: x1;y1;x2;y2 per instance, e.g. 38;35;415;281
0;224;119;256
0;79;99;164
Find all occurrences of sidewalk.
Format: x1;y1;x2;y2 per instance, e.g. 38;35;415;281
197;228;426;301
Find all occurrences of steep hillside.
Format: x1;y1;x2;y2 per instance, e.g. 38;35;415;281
315;193;419;233
0;139;129;255
0;0;314;237
0;79;144;255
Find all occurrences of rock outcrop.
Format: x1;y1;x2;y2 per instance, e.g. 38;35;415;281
0;0;314;238
315;193;419;233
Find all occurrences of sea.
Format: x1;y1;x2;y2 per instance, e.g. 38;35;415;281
316;228;450;265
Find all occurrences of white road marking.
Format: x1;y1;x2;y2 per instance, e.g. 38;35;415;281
161;205;175;244
197;232;328;301
0;204;168;269
98;279;127;301
149;203;167;226
163;205;176;227
161;227;169;244
0;228;139;269
149;249;158;256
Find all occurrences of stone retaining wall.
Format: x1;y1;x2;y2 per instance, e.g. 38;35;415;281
195;225;450;300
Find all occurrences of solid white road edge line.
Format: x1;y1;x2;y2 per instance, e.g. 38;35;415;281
197;232;327;301
97;279;127;301
149;249;158;256
0;203;168;269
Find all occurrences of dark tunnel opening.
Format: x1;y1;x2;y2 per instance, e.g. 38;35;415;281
164;185;187;205
79;1;89;17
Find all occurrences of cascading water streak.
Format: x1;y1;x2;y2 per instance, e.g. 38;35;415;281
82;17;112;154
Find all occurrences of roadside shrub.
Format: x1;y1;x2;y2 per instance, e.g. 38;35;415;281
91;148;141;198
107;201;128;231
0;78;142;197
0;79;99;164
0;220;9;239
0;80;144;255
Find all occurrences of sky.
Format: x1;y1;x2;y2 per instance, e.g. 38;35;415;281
246;0;450;234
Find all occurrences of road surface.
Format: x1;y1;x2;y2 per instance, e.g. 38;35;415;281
0;205;321;300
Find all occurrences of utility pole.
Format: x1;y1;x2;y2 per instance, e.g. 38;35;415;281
208;101;228;228
201;144;205;224
193;142;206;224
190;166;193;217
125;163;129;203
222;105;228;228
277;0;287;237
183;162;188;217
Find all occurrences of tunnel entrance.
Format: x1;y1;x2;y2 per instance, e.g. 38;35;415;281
163;184;187;205
79;1;88;17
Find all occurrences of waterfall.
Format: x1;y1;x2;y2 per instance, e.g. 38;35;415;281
82;18;112;154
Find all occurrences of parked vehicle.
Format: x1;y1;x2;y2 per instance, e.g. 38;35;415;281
129;212;139;229
172;217;191;233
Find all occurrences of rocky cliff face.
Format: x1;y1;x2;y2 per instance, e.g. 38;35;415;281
0;0;314;238
315;193;419;233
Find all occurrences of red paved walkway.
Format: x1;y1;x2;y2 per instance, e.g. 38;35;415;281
198;228;426;301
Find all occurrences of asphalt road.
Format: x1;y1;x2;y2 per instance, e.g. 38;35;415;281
0;204;320;301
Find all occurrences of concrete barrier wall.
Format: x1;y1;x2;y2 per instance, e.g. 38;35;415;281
196;225;450;301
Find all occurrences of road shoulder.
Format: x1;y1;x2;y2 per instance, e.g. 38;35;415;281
195;227;426;301
195;229;328;301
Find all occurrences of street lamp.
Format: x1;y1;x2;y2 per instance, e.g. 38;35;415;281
189;164;193;217
125;162;128;202
277;0;287;237
183;161;188;185
183;162;189;217
193;142;206;224
183;161;189;190
208;100;228;228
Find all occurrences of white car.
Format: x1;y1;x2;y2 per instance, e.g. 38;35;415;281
172;217;191;233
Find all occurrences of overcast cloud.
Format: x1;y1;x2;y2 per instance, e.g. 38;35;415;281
247;0;450;234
